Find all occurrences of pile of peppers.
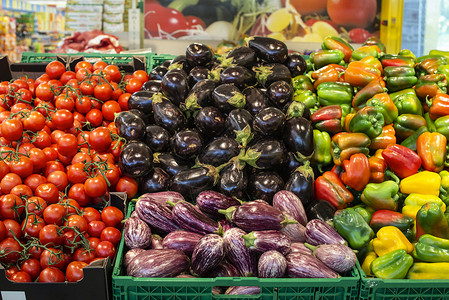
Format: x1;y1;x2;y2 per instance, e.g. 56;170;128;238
302;36;449;280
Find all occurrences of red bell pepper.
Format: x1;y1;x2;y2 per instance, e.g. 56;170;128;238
341;153;371;191
416;131;447;173
311;64;345;89
427;93;449;120
352;78;386;110
382;144;422;178
310;105;342;134
315;171;354;209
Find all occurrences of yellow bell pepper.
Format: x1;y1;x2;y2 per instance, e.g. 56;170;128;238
362;251;378;276
402;193;446;219
407;262;449;279
399;171;441;196
373;226;414;257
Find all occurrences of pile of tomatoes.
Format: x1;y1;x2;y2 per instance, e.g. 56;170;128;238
0;60;149;282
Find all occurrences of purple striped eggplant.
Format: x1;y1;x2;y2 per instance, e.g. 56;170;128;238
123;248;146;268
258;250;287;278
151;234;164;249
135;198;180;233
191;234;226;276
242;230;291;255
219;219;232;232
196;190;241;217
289;242;312;255
127;249;189;277
286;252;339;278
138;191;185;209
223;227;257;277
207;262;240;277
124;217;152;249
162;230;203;255
225;286;261;295
176;274;196;278
172;201;220;235
219;200;296;231
273;190;307;226
281;213;305;242
312;243;357;273
304;219;346;246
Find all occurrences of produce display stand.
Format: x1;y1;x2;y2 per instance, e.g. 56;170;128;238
112;202;361;300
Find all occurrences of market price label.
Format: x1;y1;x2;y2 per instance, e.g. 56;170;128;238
1;291;26;300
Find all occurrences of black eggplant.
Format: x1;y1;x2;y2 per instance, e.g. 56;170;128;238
116;111;146;141
186;43;214;67
223;227;257;277
141;79;163;93
253;107;285;136
161;69;189;106
212;84;246;113
267;80;293;108
285;162;315;208
172;201;220;235
188;66;210;87
153;152;190;177
283;101;311;121
253;63;291;87
282;152;302;180
135;198;180;233
140;167;171;194
145;125;171;153
244;87;270;116
225;109;253;138
283;117;314;159
196;190;241;217
170;166;217;199
258;250;287;278
198;137;240;167
247;36;288;63
128;90;154;114
194;106;225;138
162;59;172;68
225;46;257;68
306;200;337;222
119;141;153;178
220;66;256;90
128;109;152;126
184;79;218;113
152;93;186;134
240;139;286;170
149;65;168;81
247;171;284;202
218;158;248;200
171;129;203;161
284;53;307;76
169;55;192;73
191;234;225;276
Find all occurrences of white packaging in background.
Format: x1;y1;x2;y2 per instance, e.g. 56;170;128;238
103;13;123;23
104;3;125;14
103;21;124;32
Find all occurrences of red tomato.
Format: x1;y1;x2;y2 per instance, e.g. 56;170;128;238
89;127;112;152
16;88;33;104
44;160;65;177
65;214;88;233
35;183;60;204
1;118;23;141
40;248;67;269
88;237;101;250
35;82;54;102
101;100;121;121
94;83;113;102
22;215;45;238
0;238;23;263
115;176;138;199
79;81;95;96
9;156;34;179
29;148;47;170
66;261;88;282
86;109;103;127
39;224;63;246
101;206;123;227
144;3;188;38
46;61;66;80
84;176;108;198
0;194;24;219
88;220;106;237
73;248;96;263
52;109;74;131
67;163;89;184
43;147;58;161
83;207;101;223
95;240;116;259
0;220;5;241
22;111;45;132
60;198;81;216
24;174;47;192
0;173;22;194
327;0;377;29
0;160;9;179
76;68;92;82
132;70;149;83
43;204;66;225
3;219;21;239
39;267;65;282
55;95;75;111
100;226;121;246
118;93;130;111
5;266;19;279
28;245;43;260
75;61;93;73
125;78;143;94
60;71;76;85
349;28;372;43
71;151;92;164
10;184;33;198
26;196;48;216
47;171;69;192
110;82;123;100
20;258;42;280
57;133;78;157
10;271;32;282
68;183;92;207
93;61;108;71
103;65;122;83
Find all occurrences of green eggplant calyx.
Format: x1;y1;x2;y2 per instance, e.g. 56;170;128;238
294;151;314;164
286;102;306;120
235;124;254;148
214;222;224;236
295;160;315;180
239;148;262;168
227;92;246;108
244;36;254;47
184;93;202;112
151;92;164;104
168;62;183;71
204;164;220;186
167;200;177;207
218;206;237;222
242;231;256;249
208;68;221;82
218;56;235;69
280;214;298;228
153;152;161;163
253;65;274;87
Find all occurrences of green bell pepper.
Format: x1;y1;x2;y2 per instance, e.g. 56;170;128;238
366;93;398;125
334;207;374;249
439;170;449;206
371;249;413;279
361;180;400;211
416;201;449;240
380;54;416;68
384;66;418;92
353;204;375;224
412;234;449;262
292;75;314;93
311;49;345;69
398;49;417;61
317;82;353;107
311;130;332;171
351;45;382;61
393;114;427;141
438;64;449;80
293;90;318;109
348;106;384;139
391;91;423;116
435;116;449;139
400;126;428;151
415;74;447;100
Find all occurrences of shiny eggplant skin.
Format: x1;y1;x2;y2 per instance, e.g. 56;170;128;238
283;117;314;158
128;109;151;126
220;66;256;90
198;137;240;167
152;94;187;134
226;46;257;68
154;152;190;177
140;167;171;194
188;66;210;87
225;286;261;295
306;200;337;222
285;164;315;208
128;90;154;114
185;79;217;111
247;36;288;63
218;158;248;200
138;191;184;208
119;141;153;178
145;125;171;153
253;107;285;136
191;234;226;276
196;190;241;217
254;63;291;87
207;262;241;277
169;55;192;73
151;234;164;249
142;80;163;93
314;244;357;273
135;198;180;233
186;43;214;67
243;230;291;255
290;242;313;255
127;249;189;277
194;106;226;138
244;139;286;170
244;87;270;116
284;53;307;77
162;230;203;255
124;217;152;249
267;80;293;108
258;250;287;278
304;219;346;246
161;69;189;106
248;171;284;202
149;65;168;81
212;84;246;113
273;190;307;226
172;201;220;235
286;252;339;278
170;167;216;200
223;227;258;277
116;111;146;141
124;248;146;269
282;152;302;180
225;109;253;138
171;129;203;161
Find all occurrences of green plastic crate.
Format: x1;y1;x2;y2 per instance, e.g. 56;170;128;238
357;260;449;299
112;202;360;300
148;54;176;71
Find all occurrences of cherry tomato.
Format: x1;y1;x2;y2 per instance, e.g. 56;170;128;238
47;171;69;192
86;109;103;127
101;100;121;121
3;219;22;239
110;82;123;101
0;194;24;219
92;152;115;164
1;118;23;141
22;215;45;238
115;176;138;199
16;88;33;104
60;198;81;216
46;61;66;79
118;93;130;111
75;61;93;73
79;81;95;96
35;183;60;204
110;140;124;159
10;271;32;282
66;261;88;282
98;163;120;187
43;147;58;162
89;127;112;152
104;65;122;83
43;204;66;225
28;245;44;260
67;162;89;184
20;258;42;280
0;237;23;263
94;83;113;102
52;109;74;130
39;224;63;246
95;240;116;259
87;220;106;238
0;160;9;178
39;267;65;282
125;78;143;94
101;206;123;228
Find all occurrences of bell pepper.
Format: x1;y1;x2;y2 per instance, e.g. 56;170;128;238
351;45;382;61
435;116;449;139
384;66;418;92
438;64;449;80
321;36;353;63
407;262;449;279
427;93;449;120
314;171;353;209
317;82;353;107
310;105;342;134
380;54;416;68
370;125;396;150
382;144;422;178
353;204;375;224
398;49;417;60
369;156;387;183
311;130;332;170
393;114;427;141
400;171;441;196
311;49;345;69
400;126;428;152
416;201;449;240
293;90;318;109
391;90;423;116
366;93;398;125
412;234;449;262
371;249;414;279
352;78;386;110
370;210;414;240
344;61;382;87
416;55;447;77
415;74;447;101
364;37;387;53
402;193;446;219
361;181;400;211
340;153;370;191
331;132;370;166
372;226;414;257
292;75;315;93
333;207;374;249
342;113;355;132
360;56;384;74
348;106;384;139
439;171;449;206
311;64;344;89
362;251;378;276
424;112;436;132
416;132;447;172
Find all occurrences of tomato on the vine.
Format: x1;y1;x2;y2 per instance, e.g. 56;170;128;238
26;196;48;216
84;176;108;198
125;78;143;94
43;203;66;225
0;237;23;263
66;261;88;282
101;100;121;121
24;174;47;192
46;61;66;80
35;183;60;204
40;248;67;269
73;248;96;264
100;226;121;246
10;271;32;282
87;220;106;237
100;206;123;227
132;70;149;83
60;71;76;85
3;219;22;239
75;61;93;73
39;224;64;247
95;240;116;259
52;109;74;131
94;83;113;102
1;118;24;141
0;194;24;219
89;127;112;152
57;133;78;157
115;176;138;199
104;65;122;83
22;111;46;132
86;109;103;127
68;183;92;206
39;267;65;282
35;82;54;102
20;258;42;280
22;215;45;238
10;184;33;198
47;170;69;192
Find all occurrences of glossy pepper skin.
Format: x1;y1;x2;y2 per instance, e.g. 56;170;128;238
370;210;415;240
333;207;374;249
353;204;375;224
362;251;378;276
412;234;449;262
400;171;441;196
292;75;315;92
416;132;447;172
311;49;345;69
372;226;414;257
311;105;342;134
314;171;353;209
360;55;383;73
393;114;427;141
382;144;422;178
407;262;449;279
352;78;386;110
400;126;428;152
427;93;449;120
390;88;423;116
344;61;382;87
311;130;332;170
366;93;398;125
416;201;449;240
416;55;447;77
348;106;384;139
311;64;343;89
402;193;446;220
415;74;447;100
317;82;353;107
439;171;449;206
331;132;370;166
293;90;318;109
370;125;396;150
340;153;370;191
368;156;387;183
361;181;399;211
435;116;449;139
371;249;413;279
322;36;353;63
384;66;418;92
380;54;416;68
351;45;382;61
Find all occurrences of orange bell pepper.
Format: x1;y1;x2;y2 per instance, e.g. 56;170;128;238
417;131;447;172
428;93;449;120
343;113;355;132
369;156;387;183
344;61;382;87
341;153;371;191
370;124;397;150
311;64;345;89
361;55;384;74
